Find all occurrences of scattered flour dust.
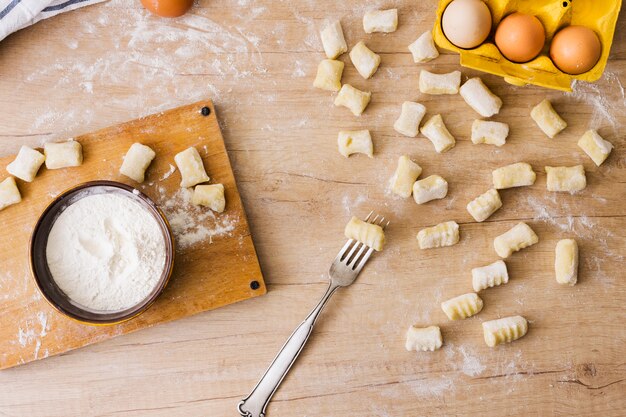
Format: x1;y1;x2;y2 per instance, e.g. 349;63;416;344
159;187;238;250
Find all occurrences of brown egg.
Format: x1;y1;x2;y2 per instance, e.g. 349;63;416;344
550;26;602;75
141;0;194;18
495;13;545;63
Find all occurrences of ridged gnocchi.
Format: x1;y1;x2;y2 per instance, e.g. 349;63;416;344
405;325;443;352
482;316;528;347
441;293;483;320
344;216;385;251
472;260;509;292
466;188;502;222
417;221;459;249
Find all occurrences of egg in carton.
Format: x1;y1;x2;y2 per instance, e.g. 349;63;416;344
433;0;622;91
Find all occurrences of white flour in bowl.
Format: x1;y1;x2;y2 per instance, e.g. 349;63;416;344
46;193;166;311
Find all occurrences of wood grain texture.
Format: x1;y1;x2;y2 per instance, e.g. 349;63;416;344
0;100;265;370
0;1;624;416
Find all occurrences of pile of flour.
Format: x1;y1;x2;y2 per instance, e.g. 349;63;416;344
46;193;166;311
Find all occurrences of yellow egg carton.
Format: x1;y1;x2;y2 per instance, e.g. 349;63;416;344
433;0;622;91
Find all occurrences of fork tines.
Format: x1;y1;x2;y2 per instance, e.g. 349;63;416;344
364;210;390;230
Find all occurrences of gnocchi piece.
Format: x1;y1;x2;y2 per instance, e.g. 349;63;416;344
174;146;210;188
545;165;586;193
417;221;459;249
334;84;372;116
466;188;502;222
472;260;509;292
393;101;426;138
192;184;226;213
363;9;398;33
494;222;538;258
320;20;348;59
482;316;528;347
349;41;381;79
408;31;439;63
471;120;509;147
0;177;21;211
120;143;156;183
337;130;373;158
555;239;578;286
391;155;422;198
531;99;567;138
420;114;456;153
492;162;536;189
313;59;344;92
405;325;443;352
441;293;483;320
419;70;461;95
344;216;385;251
412;175;448;204
459;77;503;117
578;130;613;166
44;140;83;169
6;146;45;183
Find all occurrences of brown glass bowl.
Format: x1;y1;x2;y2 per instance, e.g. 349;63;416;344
30;181;175;325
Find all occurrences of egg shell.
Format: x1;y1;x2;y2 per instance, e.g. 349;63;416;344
495;13;546;63
441;0;492;49
550;26;602;75
141;0;194;18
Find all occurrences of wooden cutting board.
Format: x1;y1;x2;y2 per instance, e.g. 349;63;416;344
0;100;265;370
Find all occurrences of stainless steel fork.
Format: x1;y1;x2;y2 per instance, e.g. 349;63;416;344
238;212;388;417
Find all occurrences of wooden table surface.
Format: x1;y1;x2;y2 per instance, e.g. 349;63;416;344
0;1;624;416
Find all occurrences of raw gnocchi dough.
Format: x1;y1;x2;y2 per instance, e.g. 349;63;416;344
555;238;578;286
531;99;567;138
494;222;538;258
391;155;422;198
492;162;536;189
482;316;528;347
334;84;371;116
578;130;613;166
419;70;461;95
175;146;210;188
441;293;483;320
545;165;586;193
466;188;502;222
313;59;344;92
417;221;459;249
471;120;509;147
394;101;426;137
420;114;456;153
405;325;443;352
120;143;156;183
408;31;439;63
349;41;381;79
44;140;83;169
0;177;21;211
6;146;45;182
337;130;373;158
460;77;502;117
412;175;448;204
320;20;348;59
344;216;385;251
363;9;398;33
192;184;226;213
472;260;509;292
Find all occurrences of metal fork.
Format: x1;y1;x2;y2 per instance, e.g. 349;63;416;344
237;212;389;417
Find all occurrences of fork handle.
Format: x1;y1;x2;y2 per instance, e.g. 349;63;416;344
238;282;339;417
